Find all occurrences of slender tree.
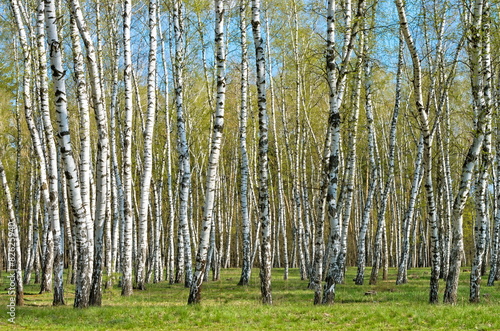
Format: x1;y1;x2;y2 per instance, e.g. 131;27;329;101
188;0;227;304
136;0;158;291
470;0;493;303
396;0;440;303
237;0;252;287
251;0;272;304
444;0;492;304
121;0;134;297
172;0;193;288
0;158;24;306
321;0;342;305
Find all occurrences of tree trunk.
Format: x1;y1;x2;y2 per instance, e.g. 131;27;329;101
188;0;226;304
354;32;377;285
136;0;158;291
121;0;134;297
0;159;24;306
251;0;272;305
172;0;193;289
470;1;493;303
237;0;252;287
444;0;491;304
321;0;341;305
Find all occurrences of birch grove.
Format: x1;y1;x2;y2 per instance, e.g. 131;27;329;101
3;0;500;309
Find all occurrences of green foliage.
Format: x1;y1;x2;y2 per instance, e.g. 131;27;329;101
2;267;499;330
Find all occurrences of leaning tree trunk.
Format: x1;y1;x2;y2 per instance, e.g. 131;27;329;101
188;0;226;304
444;0;491;304
11;0;54;297
44;0;91;308
395;136;424;285
396;0;440;303
251;0;272;305
0;159;24;306
68;0;111;306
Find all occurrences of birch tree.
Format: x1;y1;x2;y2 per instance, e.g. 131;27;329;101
35;0;65;305
354;19;379;284
10;0;56;298
0;158;23;306
444;0;492;304
67;0;111;306
121;0;134;297
188;0;226;304
136;0;158;291
173;0;193;288
488;109;500;287
320;0;342;305
237;0;252;287
42;0;92;308
470;0;493;303
396;0;440;303
251;0;272;305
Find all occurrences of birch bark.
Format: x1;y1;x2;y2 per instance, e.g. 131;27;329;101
188;0;226;304
470;1;493;302
0;159;24;305
173;0;193;288
237;0;252;286
444;0;492;304
396;0;440;303
34;0;65;305
136;0;158;291
251;0;272;304
121;0;134;297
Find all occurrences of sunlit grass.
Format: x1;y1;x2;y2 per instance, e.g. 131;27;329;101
1;267;499;330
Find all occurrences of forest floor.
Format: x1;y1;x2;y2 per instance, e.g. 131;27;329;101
1;267;499;330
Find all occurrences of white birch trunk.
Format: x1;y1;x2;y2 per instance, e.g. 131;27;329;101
238;0;252;286
487;116;500;286
0;159;24;305
68;0;110;305
354;43;377;285
121;0;134;297
158;16;176;285
188;0;226;304
321;0;342;305
172;0;193;288
251;0;272;305
339;12;364;281
11;0;54;297
136;0;158;291
43;0;91;308
108;6;122;283
396;0;440;303
444;0;491;304
470;1;493;302
35;0;64;305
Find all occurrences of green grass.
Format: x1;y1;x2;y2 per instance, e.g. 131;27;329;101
1;267;500;330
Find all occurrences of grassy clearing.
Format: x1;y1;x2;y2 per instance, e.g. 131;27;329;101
1;267;499;330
